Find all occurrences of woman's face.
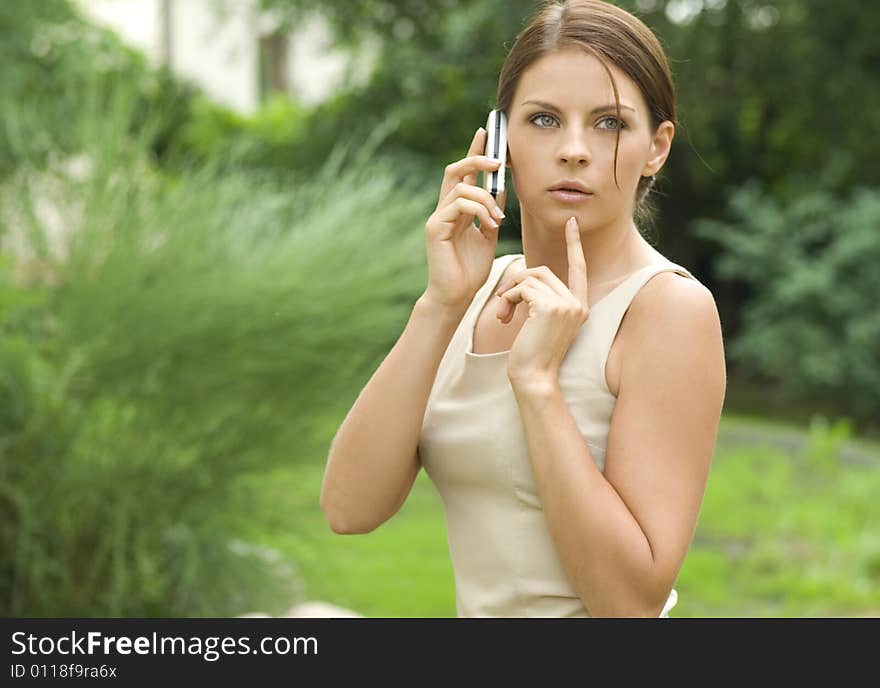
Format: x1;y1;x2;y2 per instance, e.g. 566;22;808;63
506;47;671;230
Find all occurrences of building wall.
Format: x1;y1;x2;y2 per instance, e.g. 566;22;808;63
169;0;259;113
74;0;377;113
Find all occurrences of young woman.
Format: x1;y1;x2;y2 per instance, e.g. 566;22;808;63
321;0;726;618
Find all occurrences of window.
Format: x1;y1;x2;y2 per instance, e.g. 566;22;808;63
259;32;288;100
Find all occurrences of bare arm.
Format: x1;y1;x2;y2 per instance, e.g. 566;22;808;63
320;294;468;534
507;277;724;616
321;125;509;534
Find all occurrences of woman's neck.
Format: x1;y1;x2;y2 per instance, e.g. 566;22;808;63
519;211;658;290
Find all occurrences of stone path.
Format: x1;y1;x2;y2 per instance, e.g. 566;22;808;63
239;601;363;618
716;421;880;468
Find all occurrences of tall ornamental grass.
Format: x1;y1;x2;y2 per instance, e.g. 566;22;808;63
0;71;434;616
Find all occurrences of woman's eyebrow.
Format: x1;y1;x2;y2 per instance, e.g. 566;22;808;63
521;99;636;114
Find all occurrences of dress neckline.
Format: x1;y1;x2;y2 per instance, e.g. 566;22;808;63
465;254;668;358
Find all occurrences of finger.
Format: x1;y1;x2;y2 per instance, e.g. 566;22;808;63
443;182;506;222
467;126;484;156
497;301;518;324
565;216;589;308
437;197;498;234
496;189;507;214
496;277;557;322
496;266;569;299
441;155;502;199
463;128;487;187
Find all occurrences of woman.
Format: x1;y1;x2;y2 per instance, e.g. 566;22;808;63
321;0;726;618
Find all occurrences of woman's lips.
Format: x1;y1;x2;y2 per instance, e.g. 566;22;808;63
549;189;594;202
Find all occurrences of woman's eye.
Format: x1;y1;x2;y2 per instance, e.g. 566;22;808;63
598;116;625;130
529;113;557;128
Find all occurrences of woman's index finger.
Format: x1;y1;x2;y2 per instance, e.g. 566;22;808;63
463;128;486;187
565;216;589;307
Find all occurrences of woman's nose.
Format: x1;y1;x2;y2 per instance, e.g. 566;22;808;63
558;132;592;165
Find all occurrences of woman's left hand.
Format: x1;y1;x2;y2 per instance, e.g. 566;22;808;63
495;216;590;385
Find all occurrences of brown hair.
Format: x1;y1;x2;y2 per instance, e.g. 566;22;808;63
496;0;676;232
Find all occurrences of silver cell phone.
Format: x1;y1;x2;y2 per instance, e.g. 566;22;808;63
482;109;507;199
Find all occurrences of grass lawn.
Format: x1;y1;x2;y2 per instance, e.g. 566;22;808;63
246;410;880;618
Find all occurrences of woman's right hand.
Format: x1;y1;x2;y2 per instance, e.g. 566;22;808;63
422;127;509;310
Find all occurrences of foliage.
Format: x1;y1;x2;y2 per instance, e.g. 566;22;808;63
631;0;880;259
0;67;434;616
258;0;533;166
168;93;311;172
693;180;880;421
0;0;197;179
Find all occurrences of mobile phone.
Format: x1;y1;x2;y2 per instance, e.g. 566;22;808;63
483;109;507;199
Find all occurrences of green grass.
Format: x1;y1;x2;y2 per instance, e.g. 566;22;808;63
243;461;455;618
247;409;880;618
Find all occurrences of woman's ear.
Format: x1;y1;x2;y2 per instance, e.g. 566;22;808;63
643;121;674;176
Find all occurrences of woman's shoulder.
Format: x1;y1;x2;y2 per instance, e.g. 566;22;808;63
622;247;715;342
632;242;709;295
628;260;717;338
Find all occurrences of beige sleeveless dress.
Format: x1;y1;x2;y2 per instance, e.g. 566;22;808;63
418;253;700;617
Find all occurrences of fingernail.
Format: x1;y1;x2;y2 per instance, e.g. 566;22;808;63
492;205;505;220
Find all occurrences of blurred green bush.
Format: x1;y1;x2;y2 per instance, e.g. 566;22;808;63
693;180;880;422
169;94;310;172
